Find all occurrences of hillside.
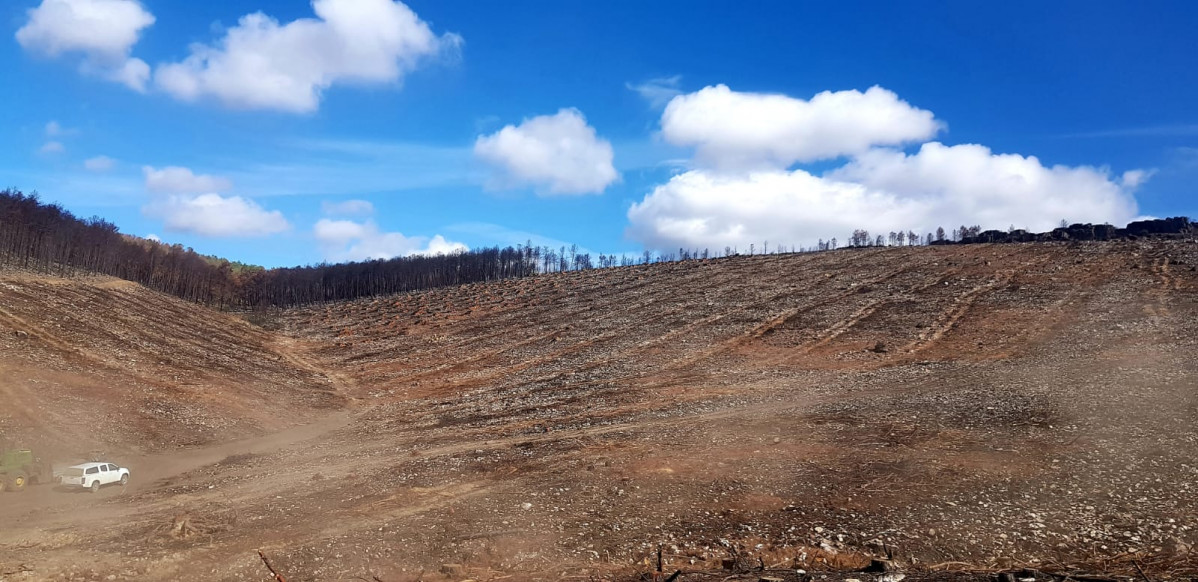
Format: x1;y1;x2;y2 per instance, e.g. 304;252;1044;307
0;272;343;458
1;240;1196;582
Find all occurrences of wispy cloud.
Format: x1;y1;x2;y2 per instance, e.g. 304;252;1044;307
610;139;691;173
226;138;478;197
38;141;65;155
321;199;374;217
143;165;232;194
38;120;76;156
1064;124;1198;138
1174;147;1198;168
84;155;117;171
45;120;78;137
627;75;683;108
284;137;468;158
0;166;144;207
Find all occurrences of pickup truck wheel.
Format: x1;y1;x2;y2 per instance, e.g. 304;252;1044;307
120;474;129;486
11;472;26;492
90;480;100;493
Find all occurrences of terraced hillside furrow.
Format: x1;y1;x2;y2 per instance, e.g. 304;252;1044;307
0;274;343;456
284;244;1047;416
3;240;1198;582
252;241;1198;578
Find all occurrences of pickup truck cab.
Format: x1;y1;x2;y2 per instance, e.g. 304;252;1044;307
58;462;130;492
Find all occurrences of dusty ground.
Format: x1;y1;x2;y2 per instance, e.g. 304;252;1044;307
1;240;1196;582
0;272;342;458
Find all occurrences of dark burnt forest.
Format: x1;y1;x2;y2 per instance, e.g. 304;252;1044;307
1;188;1192;309
0;189;536;309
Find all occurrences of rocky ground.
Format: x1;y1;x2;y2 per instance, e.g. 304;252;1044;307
0;240;1196;581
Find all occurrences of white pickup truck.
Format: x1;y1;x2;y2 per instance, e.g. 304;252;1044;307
57;462;130;492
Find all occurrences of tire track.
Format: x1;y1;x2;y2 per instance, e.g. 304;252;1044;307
899;274;1013;354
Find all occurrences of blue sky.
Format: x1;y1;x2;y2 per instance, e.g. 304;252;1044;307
2;1;1195;267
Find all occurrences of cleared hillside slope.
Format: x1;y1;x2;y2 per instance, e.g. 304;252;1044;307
0;273;343;457
0;240;1195;581
284;240;1194;423
255;240;1196;578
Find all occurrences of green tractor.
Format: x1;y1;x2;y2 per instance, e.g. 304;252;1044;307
0;446;54;493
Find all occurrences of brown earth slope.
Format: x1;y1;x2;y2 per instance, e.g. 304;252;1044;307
0;272;343;458
1;240;1196;582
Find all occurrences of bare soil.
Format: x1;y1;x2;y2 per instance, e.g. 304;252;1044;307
1;241;1196;582
0;272;342;458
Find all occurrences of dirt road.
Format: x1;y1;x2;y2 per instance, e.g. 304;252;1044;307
0;411;352;526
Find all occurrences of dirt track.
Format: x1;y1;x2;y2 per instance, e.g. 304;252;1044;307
0;410;353;520
1;240;1197;581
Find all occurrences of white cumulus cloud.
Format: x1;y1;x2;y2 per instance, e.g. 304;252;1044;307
628;143;1141;252
474;108;619;195
140;164;286;237
143;166;233;194
154;0;460;113
314;218;466;262
661;84;942;170
628;85;1147;252
628;169;900;252
84;155;116;171
145;193;290;238
16;0;155;91
827;142;1139;231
